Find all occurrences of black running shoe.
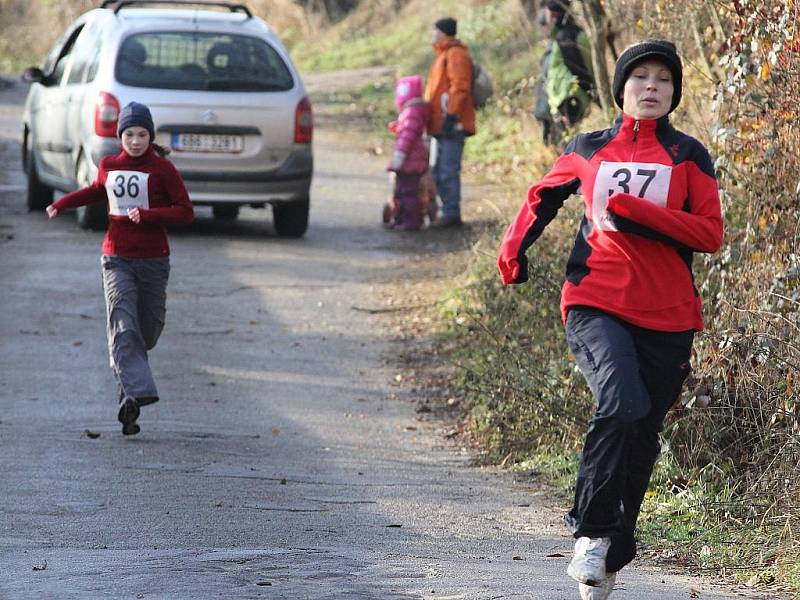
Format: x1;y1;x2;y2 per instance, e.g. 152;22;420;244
117;396;140;436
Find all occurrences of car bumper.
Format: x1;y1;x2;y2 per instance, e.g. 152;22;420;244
186;179;311;204
183;150;312;204
92;139;312;205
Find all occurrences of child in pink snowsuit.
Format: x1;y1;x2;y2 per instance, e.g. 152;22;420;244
387;75;432;230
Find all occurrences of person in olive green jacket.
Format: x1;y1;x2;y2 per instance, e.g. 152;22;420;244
537;0;595;145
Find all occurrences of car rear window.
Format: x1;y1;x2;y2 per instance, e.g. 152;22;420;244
115;32;294;92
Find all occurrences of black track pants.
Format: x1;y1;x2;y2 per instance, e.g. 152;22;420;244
563;306;693;573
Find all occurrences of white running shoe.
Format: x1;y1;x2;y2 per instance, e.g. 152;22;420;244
566;536;611;586
579;572;617;600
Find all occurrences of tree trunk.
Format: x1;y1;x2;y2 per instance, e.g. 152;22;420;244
518;0;540;22
690;8;722;82
578;0;614;118
703;0;728;45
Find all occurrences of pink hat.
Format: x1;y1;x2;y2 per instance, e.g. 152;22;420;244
394;75;423;110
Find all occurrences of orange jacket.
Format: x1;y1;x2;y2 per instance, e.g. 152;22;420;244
424;37;475;136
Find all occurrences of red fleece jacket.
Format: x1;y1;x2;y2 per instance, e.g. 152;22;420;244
53;146;194;258
497;114;723;332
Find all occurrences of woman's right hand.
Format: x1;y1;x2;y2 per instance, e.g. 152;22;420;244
46;205;59;219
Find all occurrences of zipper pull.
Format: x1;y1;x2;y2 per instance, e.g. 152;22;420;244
633;120;640;142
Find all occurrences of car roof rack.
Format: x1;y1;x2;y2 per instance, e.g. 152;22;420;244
100;0;252;18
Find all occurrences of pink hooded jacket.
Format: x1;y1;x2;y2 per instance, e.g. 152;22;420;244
388;75;432;175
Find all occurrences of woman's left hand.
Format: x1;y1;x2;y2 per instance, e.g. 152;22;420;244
127;207;142;224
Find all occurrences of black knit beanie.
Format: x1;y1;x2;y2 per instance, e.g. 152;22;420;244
545;0;570;13
117;101;155;140
612;39;682;113
434;17;457;37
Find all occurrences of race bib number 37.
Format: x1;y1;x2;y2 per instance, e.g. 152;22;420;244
592;161;672;231
105;170;150;217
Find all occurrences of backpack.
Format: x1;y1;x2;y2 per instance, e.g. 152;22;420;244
471;62;494;108
444;49;494;109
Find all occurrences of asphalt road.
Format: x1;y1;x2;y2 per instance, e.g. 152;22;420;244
0;76;771;599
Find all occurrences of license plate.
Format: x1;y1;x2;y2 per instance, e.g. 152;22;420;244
171;133;244;153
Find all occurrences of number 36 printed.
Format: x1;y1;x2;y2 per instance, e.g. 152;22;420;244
111;173;141;199
105;170;151;216
592;161;672;232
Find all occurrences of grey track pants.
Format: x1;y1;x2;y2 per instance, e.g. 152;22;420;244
101;255;170;400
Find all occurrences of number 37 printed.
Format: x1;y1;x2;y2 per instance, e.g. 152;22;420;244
592;161;672;232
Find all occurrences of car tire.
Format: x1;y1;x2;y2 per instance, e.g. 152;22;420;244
75;156;108;231
26;149;53;211
212;205;240;221
273;196;309;238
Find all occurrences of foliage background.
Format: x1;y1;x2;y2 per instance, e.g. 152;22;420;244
1;0;798;592
291;0;800;590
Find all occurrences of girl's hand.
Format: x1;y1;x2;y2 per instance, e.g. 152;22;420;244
127;207;142;224
46;205;59;219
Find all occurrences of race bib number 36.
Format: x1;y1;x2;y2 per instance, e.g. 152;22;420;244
105;170;150;217
592;161;672;231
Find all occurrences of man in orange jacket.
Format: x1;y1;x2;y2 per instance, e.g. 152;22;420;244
425;17;475;228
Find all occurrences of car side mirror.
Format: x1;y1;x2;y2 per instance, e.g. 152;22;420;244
22;67;45;83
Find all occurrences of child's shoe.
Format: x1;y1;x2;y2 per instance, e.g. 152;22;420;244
118;396;140;436
382;201;395;228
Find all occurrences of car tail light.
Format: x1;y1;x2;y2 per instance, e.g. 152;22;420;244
94;92;121;138
294;96;313;143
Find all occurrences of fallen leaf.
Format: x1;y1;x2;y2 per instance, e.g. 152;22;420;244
72;340;83;347
271;428;280;437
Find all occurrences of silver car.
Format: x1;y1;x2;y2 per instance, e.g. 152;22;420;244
21;0;313;237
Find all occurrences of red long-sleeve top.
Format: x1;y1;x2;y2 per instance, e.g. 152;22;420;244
52;146;194;258
497;114;723;332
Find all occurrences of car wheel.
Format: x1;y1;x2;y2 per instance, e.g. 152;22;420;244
26;149;53;211
75;157;108;231
212;205;240;221
273;197;309;238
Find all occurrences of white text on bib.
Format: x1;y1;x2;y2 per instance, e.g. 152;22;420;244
105;170;150;217
592;161;672;231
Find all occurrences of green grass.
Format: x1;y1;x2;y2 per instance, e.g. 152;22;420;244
294;13;431;74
